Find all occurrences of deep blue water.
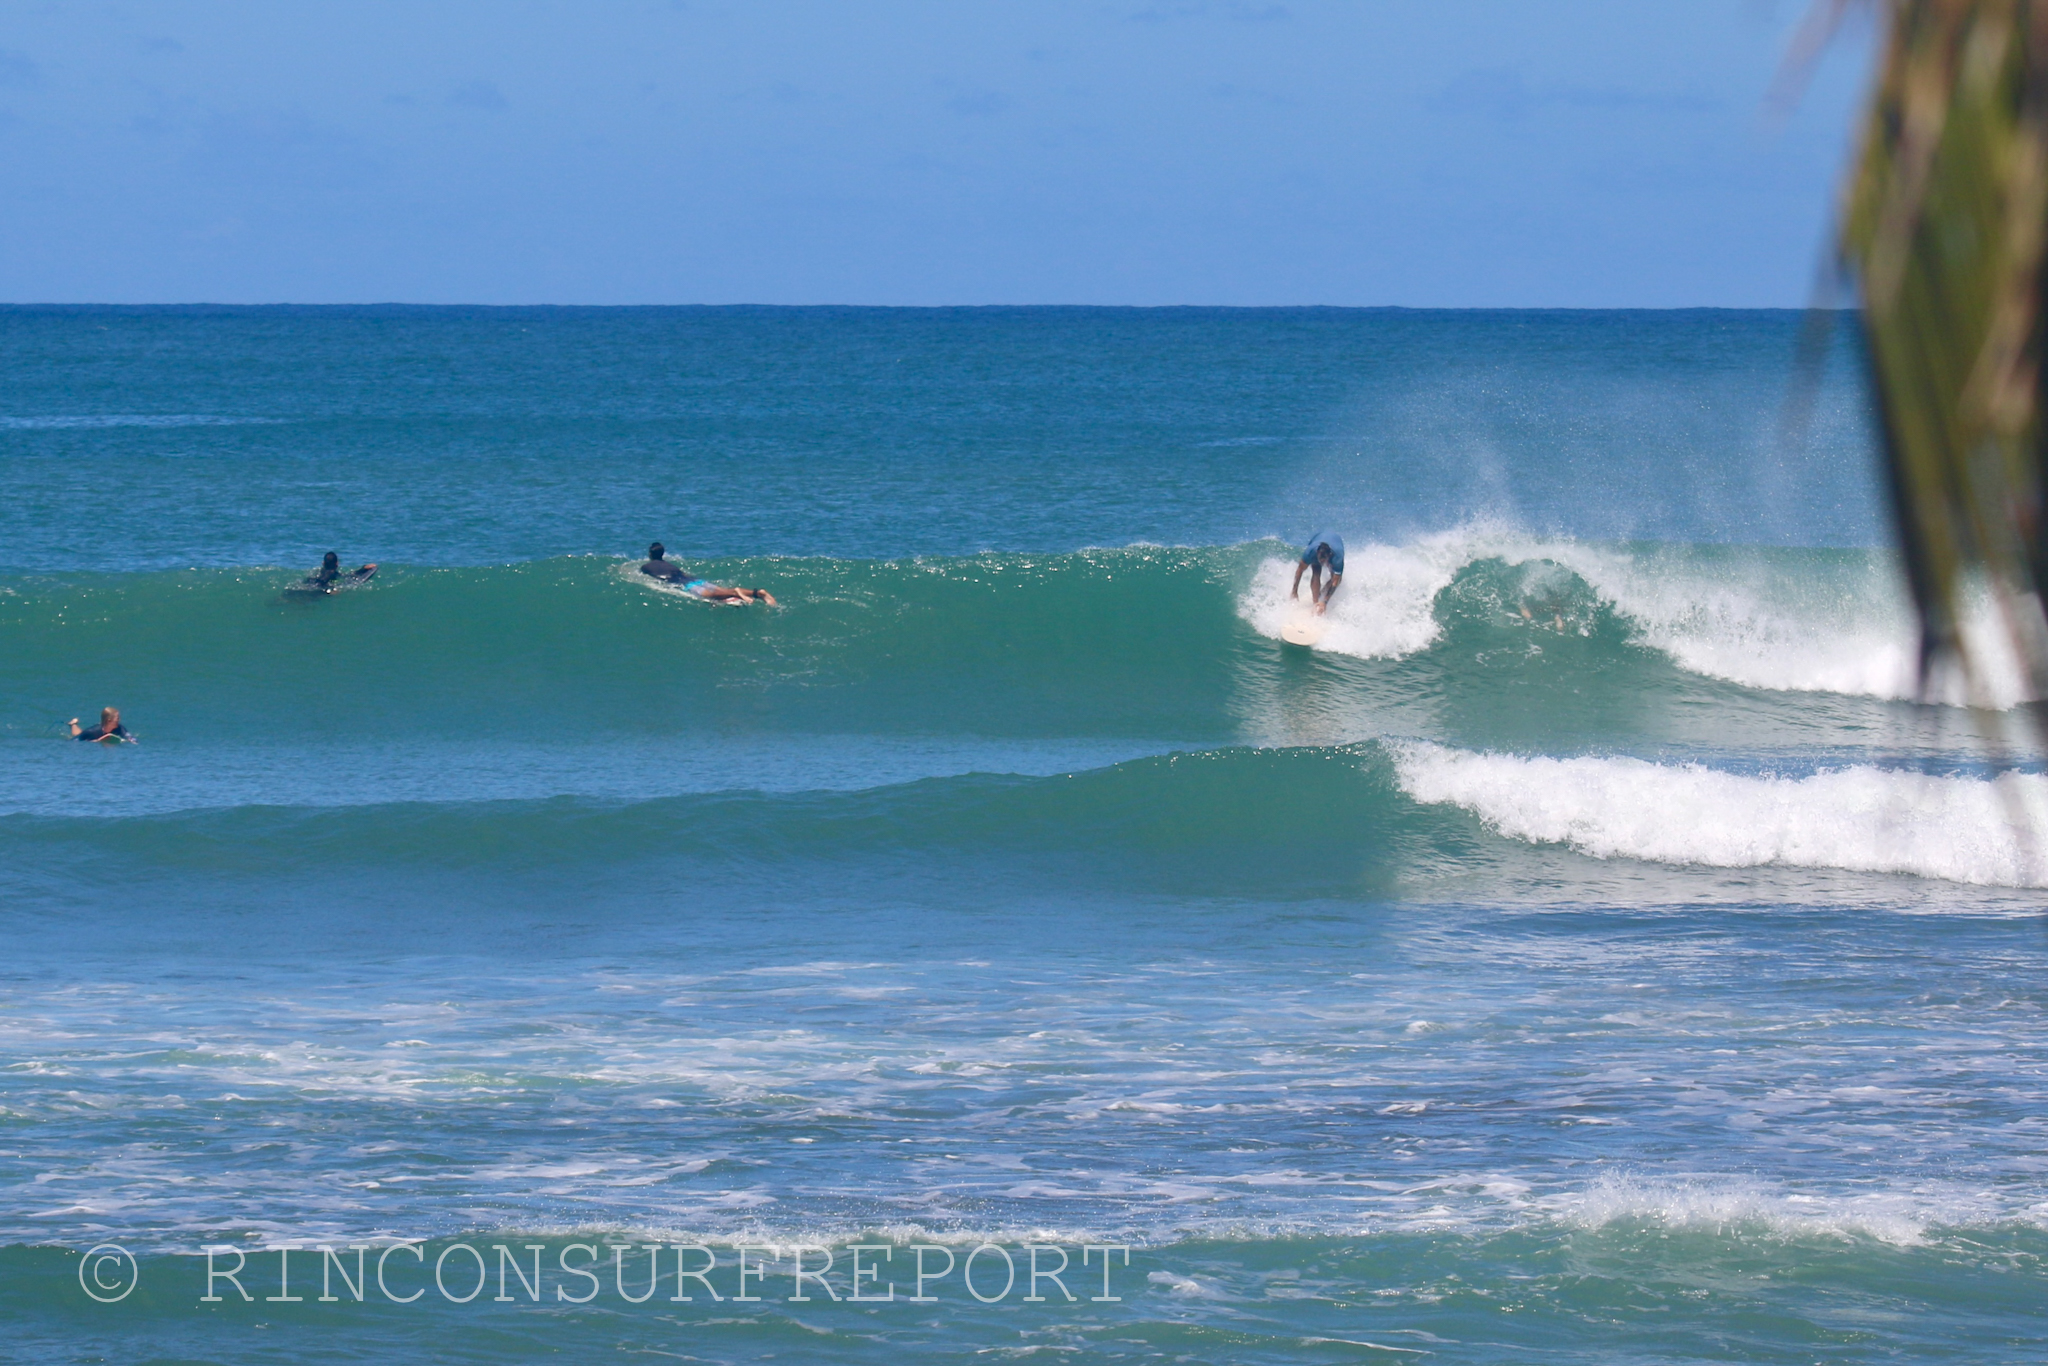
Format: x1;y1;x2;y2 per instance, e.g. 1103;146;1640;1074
4;306;2043;1364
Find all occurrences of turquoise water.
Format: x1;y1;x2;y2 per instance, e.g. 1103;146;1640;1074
5;306;2045;1363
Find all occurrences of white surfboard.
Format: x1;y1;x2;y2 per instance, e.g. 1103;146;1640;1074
1280;612;1325;647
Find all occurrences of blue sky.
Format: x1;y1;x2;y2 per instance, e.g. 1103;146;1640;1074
0;1;1875;306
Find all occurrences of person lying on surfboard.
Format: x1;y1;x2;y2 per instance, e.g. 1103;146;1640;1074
69;706;134;743
1290;532;1344;615
293;551;378;592
637;542;778;606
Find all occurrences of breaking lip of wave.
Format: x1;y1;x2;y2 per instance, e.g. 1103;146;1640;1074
1236;520;2036;708
0;414;289;429
1393;739;2048;888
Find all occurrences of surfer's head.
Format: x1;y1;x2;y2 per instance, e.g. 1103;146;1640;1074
648;542;665;561
323;551;339;571
1314;542;1332;564
101;707;119;729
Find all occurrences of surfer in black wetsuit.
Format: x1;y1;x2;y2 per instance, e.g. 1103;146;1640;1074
69;706;133;742
637;543;778;605
294;552;377;593
639;542;686;582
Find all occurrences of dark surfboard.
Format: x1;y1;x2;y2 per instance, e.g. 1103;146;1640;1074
285;564;378;597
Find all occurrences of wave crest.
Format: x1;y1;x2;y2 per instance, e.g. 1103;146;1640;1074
1237;522;2031;707
1393;740;2048;887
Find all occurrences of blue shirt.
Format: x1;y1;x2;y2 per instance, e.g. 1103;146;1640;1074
1300;532;1344;574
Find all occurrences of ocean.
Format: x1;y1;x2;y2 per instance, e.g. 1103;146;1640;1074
4;305;2044;1363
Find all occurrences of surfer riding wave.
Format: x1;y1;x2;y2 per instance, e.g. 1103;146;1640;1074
1291;532;1343;615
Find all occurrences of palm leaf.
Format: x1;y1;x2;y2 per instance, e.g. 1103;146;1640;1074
1842;0;2048;704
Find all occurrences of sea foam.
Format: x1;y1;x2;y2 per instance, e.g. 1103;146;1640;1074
1555;1173;1997;1247
1392;740;2048;887
1238;523;2032;707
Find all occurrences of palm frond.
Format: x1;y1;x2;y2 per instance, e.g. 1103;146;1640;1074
1842;0;2048;703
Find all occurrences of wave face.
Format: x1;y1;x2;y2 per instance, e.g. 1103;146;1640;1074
0;549;1263;748
0;747;1429;914
0;536;1994;746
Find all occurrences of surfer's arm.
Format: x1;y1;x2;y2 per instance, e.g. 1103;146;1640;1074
1316;572;1341;613
1291;561;1306;598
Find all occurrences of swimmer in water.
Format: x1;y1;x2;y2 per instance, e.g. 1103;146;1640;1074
69;707;134;743
637;543;778;606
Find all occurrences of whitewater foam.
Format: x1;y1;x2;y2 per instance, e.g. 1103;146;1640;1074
1393;740;2048;887
1238;523;2034;706
1238;538;1460;658
1556;1173;2004;1247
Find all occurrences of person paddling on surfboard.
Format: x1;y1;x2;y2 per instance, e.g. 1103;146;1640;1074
1290;533;1344;615
69;706;134;743
638;542;778;606
294;551;377;593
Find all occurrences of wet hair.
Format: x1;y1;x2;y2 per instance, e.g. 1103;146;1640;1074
648;542;665;560
323;551;340;570
101;707;119;727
